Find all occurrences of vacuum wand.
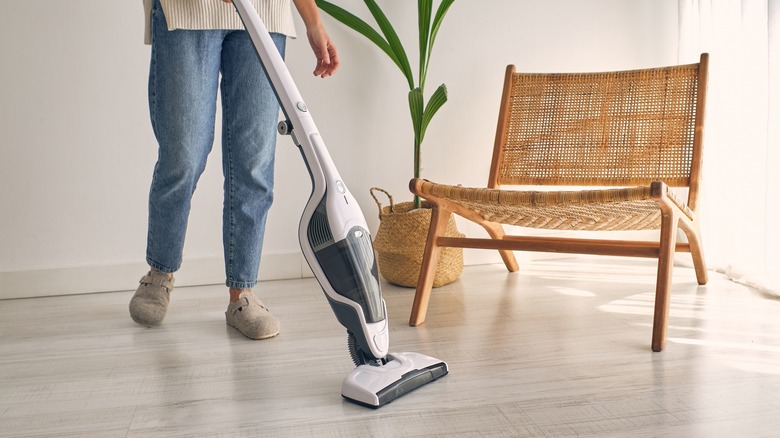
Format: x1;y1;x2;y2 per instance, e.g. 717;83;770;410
232;0;448;408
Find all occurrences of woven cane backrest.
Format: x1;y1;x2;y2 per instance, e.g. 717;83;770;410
492;62;704;188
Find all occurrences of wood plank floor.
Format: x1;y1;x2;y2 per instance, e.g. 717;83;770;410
2;256;779;437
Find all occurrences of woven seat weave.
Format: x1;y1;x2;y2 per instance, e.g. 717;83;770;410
416;181;695;231
415;181;659;231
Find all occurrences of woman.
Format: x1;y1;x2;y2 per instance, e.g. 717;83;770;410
129;0;338;339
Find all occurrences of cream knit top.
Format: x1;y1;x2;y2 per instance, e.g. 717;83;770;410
143;0;297;44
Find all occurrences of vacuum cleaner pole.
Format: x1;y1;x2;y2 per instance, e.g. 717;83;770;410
232;0;448;408
234;0;389;362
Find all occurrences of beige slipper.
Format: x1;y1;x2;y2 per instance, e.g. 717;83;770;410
129;270;174;327
225;292;280;340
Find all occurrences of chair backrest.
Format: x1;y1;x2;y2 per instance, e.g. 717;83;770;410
488;54;708;208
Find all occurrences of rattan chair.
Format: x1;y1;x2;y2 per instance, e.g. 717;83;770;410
410;53;709;351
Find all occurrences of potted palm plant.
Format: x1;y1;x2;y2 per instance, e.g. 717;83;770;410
317;0;463;288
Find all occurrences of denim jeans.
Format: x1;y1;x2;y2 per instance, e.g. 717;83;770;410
146;0;286;289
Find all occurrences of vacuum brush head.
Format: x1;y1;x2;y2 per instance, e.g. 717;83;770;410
341;352;449;408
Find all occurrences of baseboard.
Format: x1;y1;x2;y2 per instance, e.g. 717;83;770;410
0;251;313;300
1;241;668;300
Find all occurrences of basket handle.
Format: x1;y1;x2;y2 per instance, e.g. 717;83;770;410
369;187;395;216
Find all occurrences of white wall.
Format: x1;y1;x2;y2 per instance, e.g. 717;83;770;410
0;0;678;299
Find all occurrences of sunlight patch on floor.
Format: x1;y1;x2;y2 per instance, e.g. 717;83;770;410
550;286;596;297
669;337;780;354
598;293;656;316
718;354;780;375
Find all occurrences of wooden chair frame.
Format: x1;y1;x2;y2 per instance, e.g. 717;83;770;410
409;54;710;351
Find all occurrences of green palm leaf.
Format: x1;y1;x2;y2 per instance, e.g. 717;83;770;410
424;0;455;83
363;0;415;89
408;88;425;146
316;0;410;86
420;84;447;143
418;0;433;91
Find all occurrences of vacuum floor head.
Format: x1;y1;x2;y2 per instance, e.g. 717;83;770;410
341;352;449;408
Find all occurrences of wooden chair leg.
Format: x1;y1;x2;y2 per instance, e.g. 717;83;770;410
652;212;679;352
680;220;708;285
409;206;453;326
482;222;519;272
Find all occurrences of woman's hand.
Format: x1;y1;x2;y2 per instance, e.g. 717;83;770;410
305;25;339;78
293;0;339;78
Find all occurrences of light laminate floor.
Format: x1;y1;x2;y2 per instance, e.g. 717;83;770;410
2;256;780;437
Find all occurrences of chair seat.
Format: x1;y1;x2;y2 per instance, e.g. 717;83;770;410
415;180;695;231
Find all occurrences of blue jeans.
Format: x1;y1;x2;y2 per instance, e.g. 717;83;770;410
146;0;286;289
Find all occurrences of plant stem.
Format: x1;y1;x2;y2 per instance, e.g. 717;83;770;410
414;139;421;208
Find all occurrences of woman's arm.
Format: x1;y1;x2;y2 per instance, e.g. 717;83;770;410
223;0;339;78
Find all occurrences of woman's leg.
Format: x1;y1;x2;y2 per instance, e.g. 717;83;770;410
219;30;286;339
218;31;287;292
146;6;224;273
131;0;224;327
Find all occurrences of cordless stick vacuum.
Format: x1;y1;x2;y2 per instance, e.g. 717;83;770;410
231;0;448;408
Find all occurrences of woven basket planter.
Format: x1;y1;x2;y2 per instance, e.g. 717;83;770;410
370;188;463;288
